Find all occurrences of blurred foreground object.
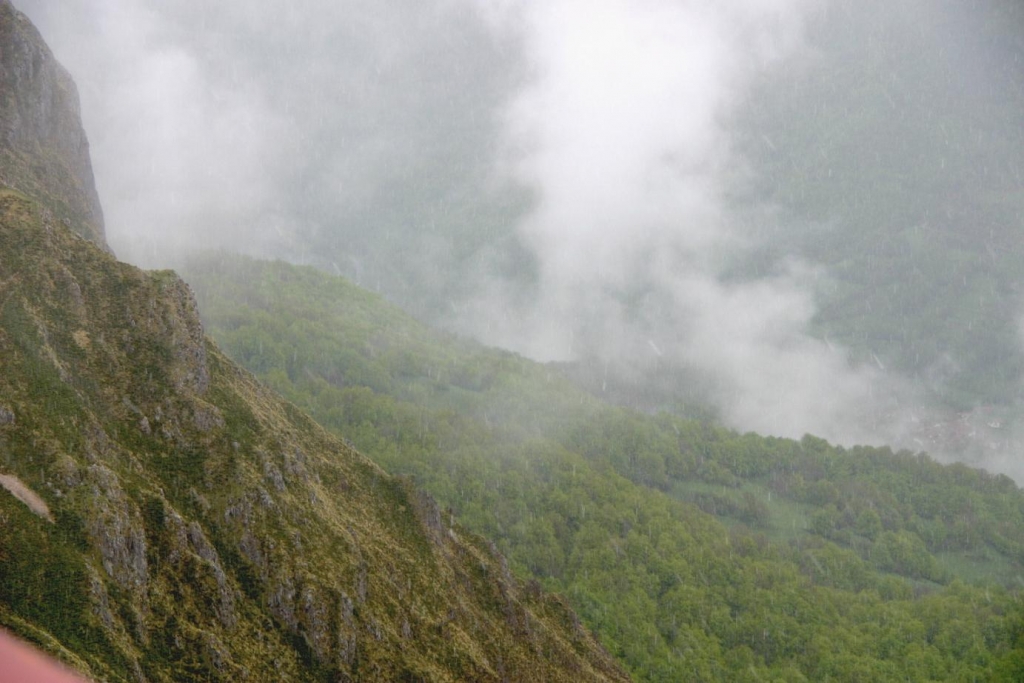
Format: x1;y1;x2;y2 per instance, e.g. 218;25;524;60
0;630;92;683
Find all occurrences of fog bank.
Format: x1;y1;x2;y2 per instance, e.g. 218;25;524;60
19;0;1024;474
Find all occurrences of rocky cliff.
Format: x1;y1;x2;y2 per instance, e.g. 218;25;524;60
0;0;106;249
0;5;628;682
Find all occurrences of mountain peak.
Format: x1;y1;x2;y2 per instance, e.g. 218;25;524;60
0;0;107;250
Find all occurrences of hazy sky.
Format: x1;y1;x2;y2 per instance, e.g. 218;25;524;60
459;0;911;445
16;0;1023;468
19;1;517;264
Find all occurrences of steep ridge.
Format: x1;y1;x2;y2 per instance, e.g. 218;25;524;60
0;0;106;249
0;177;628;683
0;7;629;682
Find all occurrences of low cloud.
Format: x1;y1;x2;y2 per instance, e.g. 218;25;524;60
20;0;1021;469
18;0;516;271
460;0;921;446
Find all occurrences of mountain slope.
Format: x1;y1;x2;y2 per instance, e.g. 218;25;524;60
0;185;630;682
182;252;1024;681
0;5;629;679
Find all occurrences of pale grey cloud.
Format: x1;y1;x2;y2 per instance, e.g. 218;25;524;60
20;0;908;448
18;0;518;271
460;0;913;447
18;0;1024;473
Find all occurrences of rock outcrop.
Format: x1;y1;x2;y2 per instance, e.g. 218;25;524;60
0;0;106;249
0;5;629;681
0;183;631;683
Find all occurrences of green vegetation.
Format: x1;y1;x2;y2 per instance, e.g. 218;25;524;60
0;189;629;682
9;1;1024;676
183;252;1024;681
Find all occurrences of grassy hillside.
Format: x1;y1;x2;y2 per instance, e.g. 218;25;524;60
0;189;630;682
183;252;1024;681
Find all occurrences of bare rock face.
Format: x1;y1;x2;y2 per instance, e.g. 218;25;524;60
83;465;149;594
0;0;107;249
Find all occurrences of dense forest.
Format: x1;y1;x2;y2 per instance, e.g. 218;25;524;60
183;253;1024;681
